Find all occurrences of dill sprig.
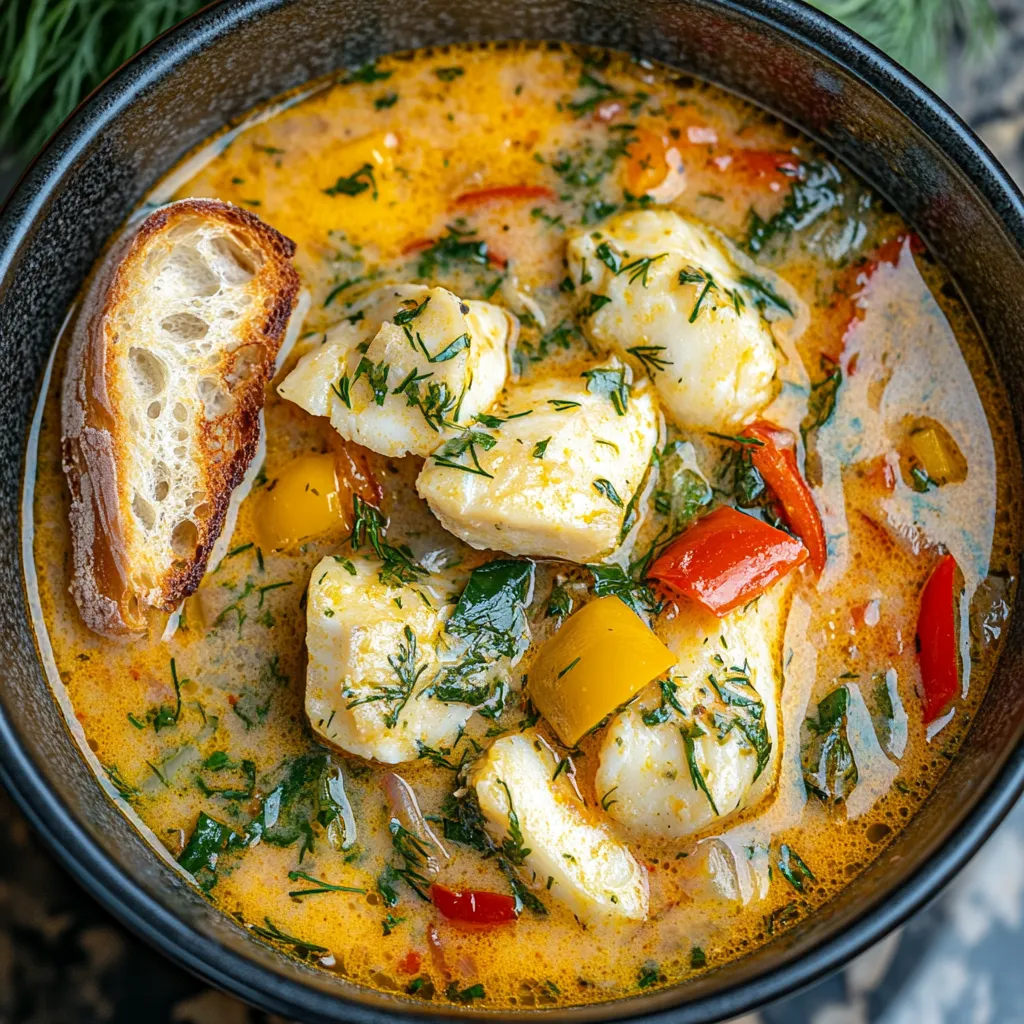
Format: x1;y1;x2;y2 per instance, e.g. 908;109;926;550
1;0;206;164
810;0;996;87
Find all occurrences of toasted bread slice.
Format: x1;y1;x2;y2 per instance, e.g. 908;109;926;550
61;199;299;638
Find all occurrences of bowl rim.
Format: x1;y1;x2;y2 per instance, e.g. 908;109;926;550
2;0;1024;1021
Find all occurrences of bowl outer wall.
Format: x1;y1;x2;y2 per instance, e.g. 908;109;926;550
1;0;1023;1021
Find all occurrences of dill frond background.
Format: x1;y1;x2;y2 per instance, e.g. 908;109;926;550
0;0;1002;166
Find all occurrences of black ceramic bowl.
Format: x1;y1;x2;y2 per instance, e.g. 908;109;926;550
2;1;1024;1021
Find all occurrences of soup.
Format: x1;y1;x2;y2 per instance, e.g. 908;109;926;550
27;41;1021;1010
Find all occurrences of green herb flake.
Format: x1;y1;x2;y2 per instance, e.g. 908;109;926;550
802;685;859;804
595;240;623;273
392;296;430;325
777;844;816;892
637;961;661;989
423;560;535;711
446;982;485;1004
427;331;471;363
592;478;624;508
179;812;236;891
344;62;392;84
681;723;719;815
582;365;629;415
547;582;572;620
557;656;581;679
354;356;390;406
323;162;378;199
432;429;497;477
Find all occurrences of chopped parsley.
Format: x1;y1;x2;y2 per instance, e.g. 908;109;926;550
595;240;623;273
747;159;843;255
330;374;352;408
802;685;859;804
588;562;660;617
423;331;470;363
344;62;391;84
777;844;816;892
323;162;378;199
641;679;688;725
417;223;489;279
547;582;573;620
179;811;236;891
582;364;629;415
446;982;485;1004
423;559;535;712
431;429;497;477
708;665;772;781
637;961;661;989
592;478;624;507
392;296;430;325
567;69;618;117
354;356;390;406
655;440;712;530
681;722;719;815
195;751;255;800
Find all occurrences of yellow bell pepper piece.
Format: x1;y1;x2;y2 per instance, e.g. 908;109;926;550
909;424;967;485
256;453;348;552
529;596;676;747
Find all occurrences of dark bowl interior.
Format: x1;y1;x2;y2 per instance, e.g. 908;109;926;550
1;1;1023;1021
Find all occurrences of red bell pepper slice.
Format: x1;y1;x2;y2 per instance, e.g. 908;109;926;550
451;185;557;208
742;422;828;575
397;950;422;974
401;236;435;256
715;149;800;190
916;553;960;723
648;505;808;616
430;883;518;926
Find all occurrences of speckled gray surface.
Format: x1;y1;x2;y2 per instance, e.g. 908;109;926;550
2;4;1024;1023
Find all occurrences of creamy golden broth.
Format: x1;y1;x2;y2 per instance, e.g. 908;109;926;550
27;42;1021;1009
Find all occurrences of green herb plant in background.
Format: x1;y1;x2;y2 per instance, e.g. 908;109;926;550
0;0;1001;167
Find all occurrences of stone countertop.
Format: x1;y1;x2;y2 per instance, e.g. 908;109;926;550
2;6;1024;1021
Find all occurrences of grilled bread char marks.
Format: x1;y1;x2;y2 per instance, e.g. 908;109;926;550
61;199;299;638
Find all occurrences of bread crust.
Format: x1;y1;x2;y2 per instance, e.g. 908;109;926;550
61;199;299;638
